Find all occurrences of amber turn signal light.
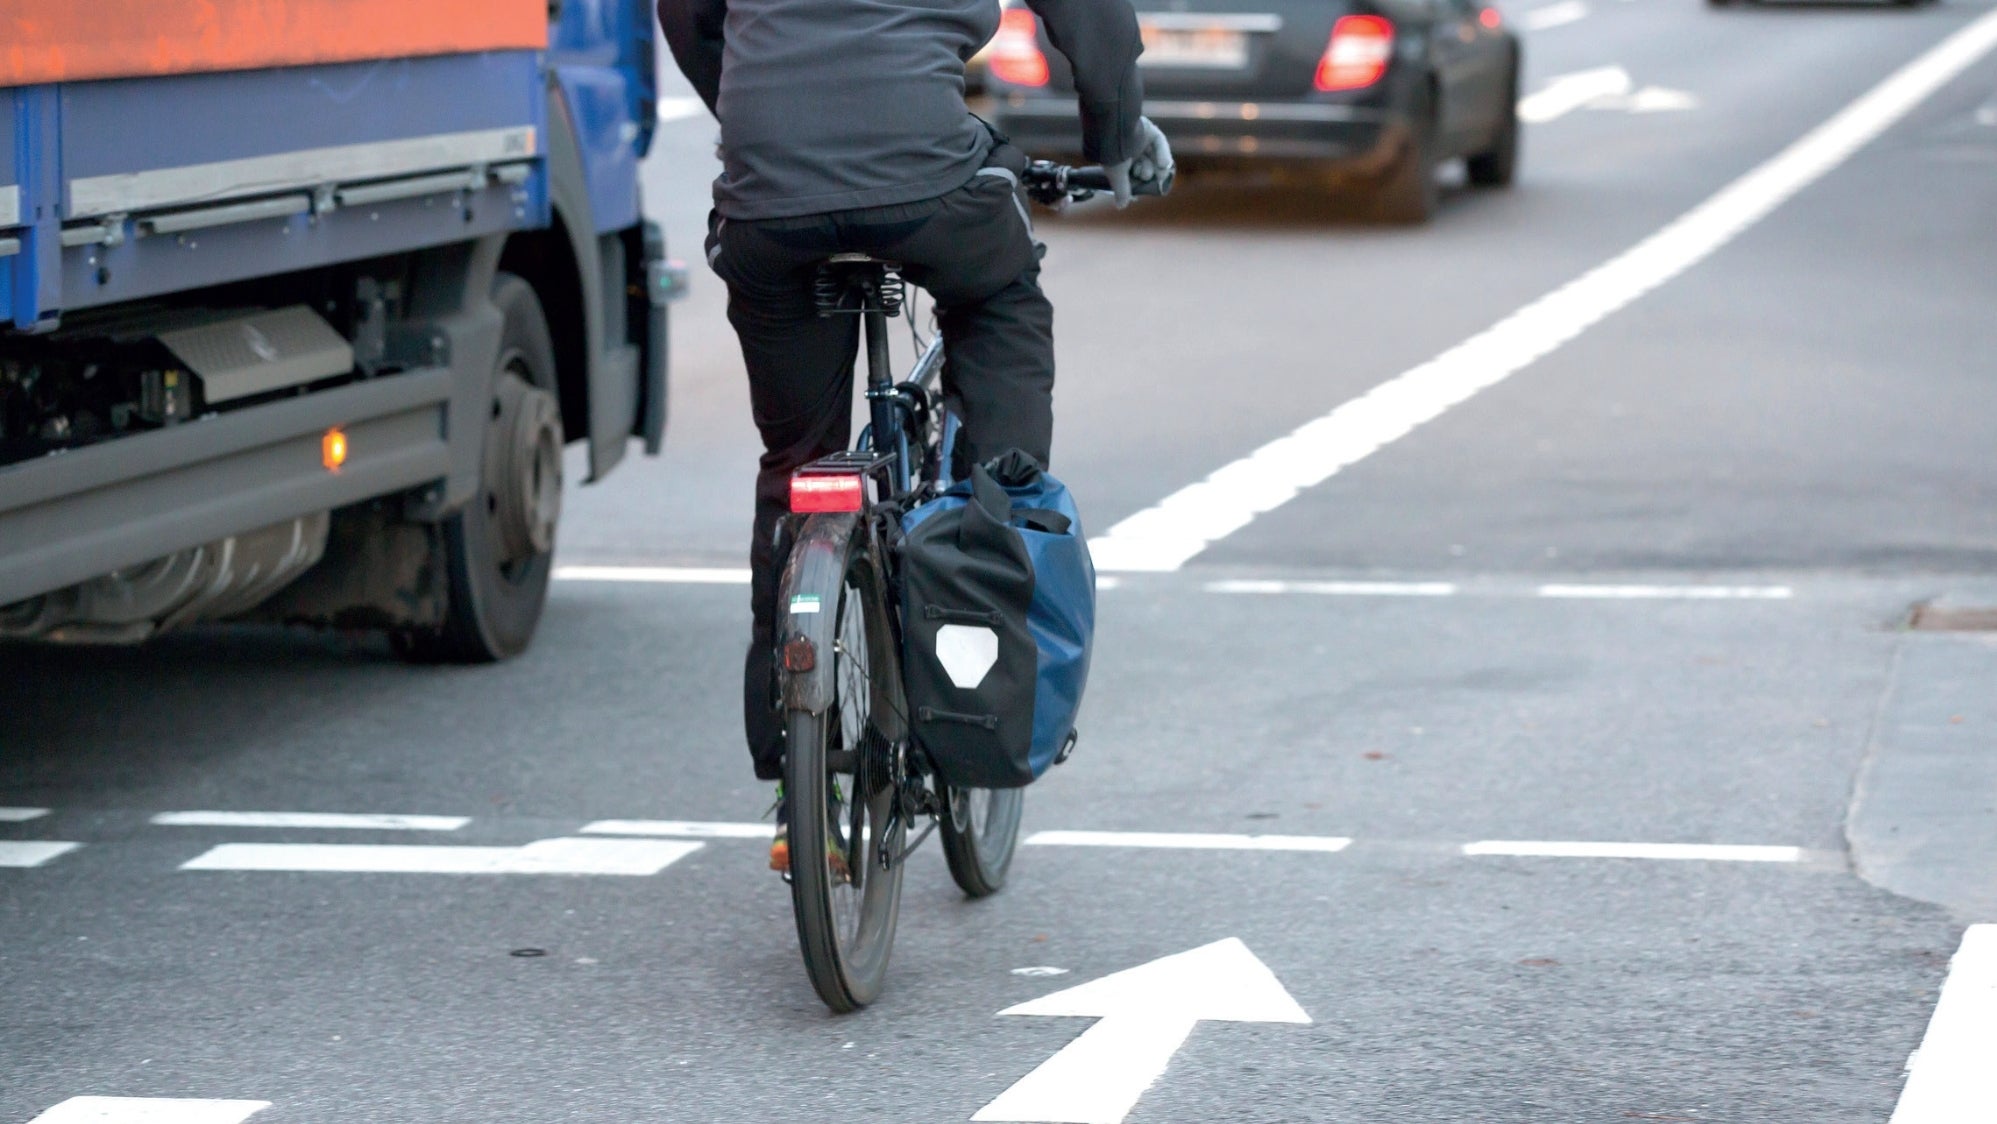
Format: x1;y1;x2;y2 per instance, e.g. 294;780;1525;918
322;427;348;473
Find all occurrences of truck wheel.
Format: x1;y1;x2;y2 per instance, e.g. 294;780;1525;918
397;272;563;663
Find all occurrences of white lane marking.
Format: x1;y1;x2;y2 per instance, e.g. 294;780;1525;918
1089;12;1997;573
1520;0;1589;31
1463;840;1804;862
1619;86;1701;114
0;806;50;822
555;564;751;584
975;939;1309;1124
656;96;709;123
1536;583;1793;600
179;837;701;875
151;811;469;831
1518;65;1632;124
1207;578;1460;597
1025;830;1353;853
1891;925;1997;1124
0;841;81;868
581;819;770;839
29;1098;270;1124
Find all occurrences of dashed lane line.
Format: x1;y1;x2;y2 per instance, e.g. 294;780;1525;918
1892;924;1997;1124
0;806;50;822
1086;9;1997;573
151;811;469;831
28;1098;270;1124
0;841;80;868
1463;840;1805;863
1208;579;1459;597
656;96;708;124
581;819;770;838
1535;583;1793;600
179;838;701;876
1519;1;1590;32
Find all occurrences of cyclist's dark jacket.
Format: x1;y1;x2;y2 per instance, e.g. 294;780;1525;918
658;0;1145;220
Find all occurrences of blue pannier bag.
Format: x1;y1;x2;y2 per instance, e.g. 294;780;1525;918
898;449;1094;789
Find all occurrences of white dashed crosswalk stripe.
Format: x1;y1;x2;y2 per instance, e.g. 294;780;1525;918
0;841;80;867
27;1098;269;1124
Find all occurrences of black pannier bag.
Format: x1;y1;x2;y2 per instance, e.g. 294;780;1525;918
898;450;1095;789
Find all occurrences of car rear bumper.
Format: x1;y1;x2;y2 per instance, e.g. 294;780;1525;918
990;96;1402;169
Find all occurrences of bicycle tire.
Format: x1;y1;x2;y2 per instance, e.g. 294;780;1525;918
784;525;904;1012
939;785;1024;898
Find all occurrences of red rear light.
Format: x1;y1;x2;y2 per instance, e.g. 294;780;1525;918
1314;15;1395;92
989;9;1050;87
1479;6;1502;29
790;473;864;514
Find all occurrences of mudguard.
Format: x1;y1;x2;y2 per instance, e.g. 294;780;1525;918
775;513;859;718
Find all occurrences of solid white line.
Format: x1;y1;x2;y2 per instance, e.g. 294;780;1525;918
1517;65;1631;124
0;806;50;822
1088;12;1997;574
151;811;470;831
1025;830;1353;853
1207;579;1459;597
179;837;701;875
1536;584;1794;600
0;841;81;868
1520;0;1590;32
29;1098;271;1124
580;819;770;839
1891;925;1997;1124
554;565;751;585
1463;840;1804;862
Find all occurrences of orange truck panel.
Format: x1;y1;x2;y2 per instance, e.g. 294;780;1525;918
1;0;549;87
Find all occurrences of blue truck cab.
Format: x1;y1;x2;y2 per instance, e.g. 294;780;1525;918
0;0;680;660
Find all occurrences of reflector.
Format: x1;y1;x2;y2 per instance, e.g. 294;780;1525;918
790;473;864;513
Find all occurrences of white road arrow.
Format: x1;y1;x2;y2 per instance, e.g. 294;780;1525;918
972;938;1310;1124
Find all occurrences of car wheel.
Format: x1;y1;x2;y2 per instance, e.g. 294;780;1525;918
1467;65;1519;189
1370;86;1438;224
394;272;563;663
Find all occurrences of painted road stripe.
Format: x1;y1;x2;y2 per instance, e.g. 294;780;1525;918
656;96;709;123
1025;830;1354;853
29;1098;270;1124
179;837;701;875
1891;924;1997;1124
1463;840;1804;862
0;841;81;868
151;811;469;831
1519;0;1589;32
1207;579;1459;597
581;819;770;839
1088;10;1997;573
0;806;50;822
555;565;750;584
1536;584;1794;600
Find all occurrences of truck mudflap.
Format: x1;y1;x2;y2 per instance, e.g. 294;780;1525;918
634;219;688;456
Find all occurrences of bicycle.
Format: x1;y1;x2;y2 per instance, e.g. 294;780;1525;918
771;161;1170;1012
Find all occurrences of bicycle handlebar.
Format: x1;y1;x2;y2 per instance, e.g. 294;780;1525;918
1020;160;1175;204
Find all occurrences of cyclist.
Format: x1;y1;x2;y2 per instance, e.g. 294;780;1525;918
657;0;1174;871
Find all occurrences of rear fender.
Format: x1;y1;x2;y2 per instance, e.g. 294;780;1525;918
776;513;861;717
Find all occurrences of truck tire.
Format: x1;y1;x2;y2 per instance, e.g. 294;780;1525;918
396;272;563;663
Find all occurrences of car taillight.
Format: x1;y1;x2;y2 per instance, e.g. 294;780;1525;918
989;9;1050;87
1314;14;1395;92
790;473;864;514
1479;6;1503;28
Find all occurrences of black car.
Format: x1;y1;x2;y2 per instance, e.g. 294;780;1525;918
985;0;1521;221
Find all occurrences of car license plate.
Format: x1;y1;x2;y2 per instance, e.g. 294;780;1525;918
1138;25;1249;69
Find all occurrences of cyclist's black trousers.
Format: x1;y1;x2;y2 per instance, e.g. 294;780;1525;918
705;149;1054;781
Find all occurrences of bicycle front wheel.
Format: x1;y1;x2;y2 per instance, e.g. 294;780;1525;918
940;785;1024;898
783;526;903;1012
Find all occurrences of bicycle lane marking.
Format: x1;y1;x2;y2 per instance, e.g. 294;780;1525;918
1086;7;1997;574
1891;925;1997;1124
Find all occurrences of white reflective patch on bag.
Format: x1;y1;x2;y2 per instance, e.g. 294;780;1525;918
935;623;999;688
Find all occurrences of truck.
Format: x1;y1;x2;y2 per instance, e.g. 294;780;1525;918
0;0;680;661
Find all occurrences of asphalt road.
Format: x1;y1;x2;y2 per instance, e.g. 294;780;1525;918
6;2;1997;1122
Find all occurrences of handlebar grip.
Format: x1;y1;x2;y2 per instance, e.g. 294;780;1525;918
1066;166;1175;197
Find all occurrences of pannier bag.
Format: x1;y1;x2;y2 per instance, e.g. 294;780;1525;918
898;450;1095;789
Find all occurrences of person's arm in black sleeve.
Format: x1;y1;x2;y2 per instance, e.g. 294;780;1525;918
1020;0;1146;165
658;0;727;116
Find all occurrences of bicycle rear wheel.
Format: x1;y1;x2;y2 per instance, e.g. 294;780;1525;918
784;527;903;1012
940;785;1024;898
